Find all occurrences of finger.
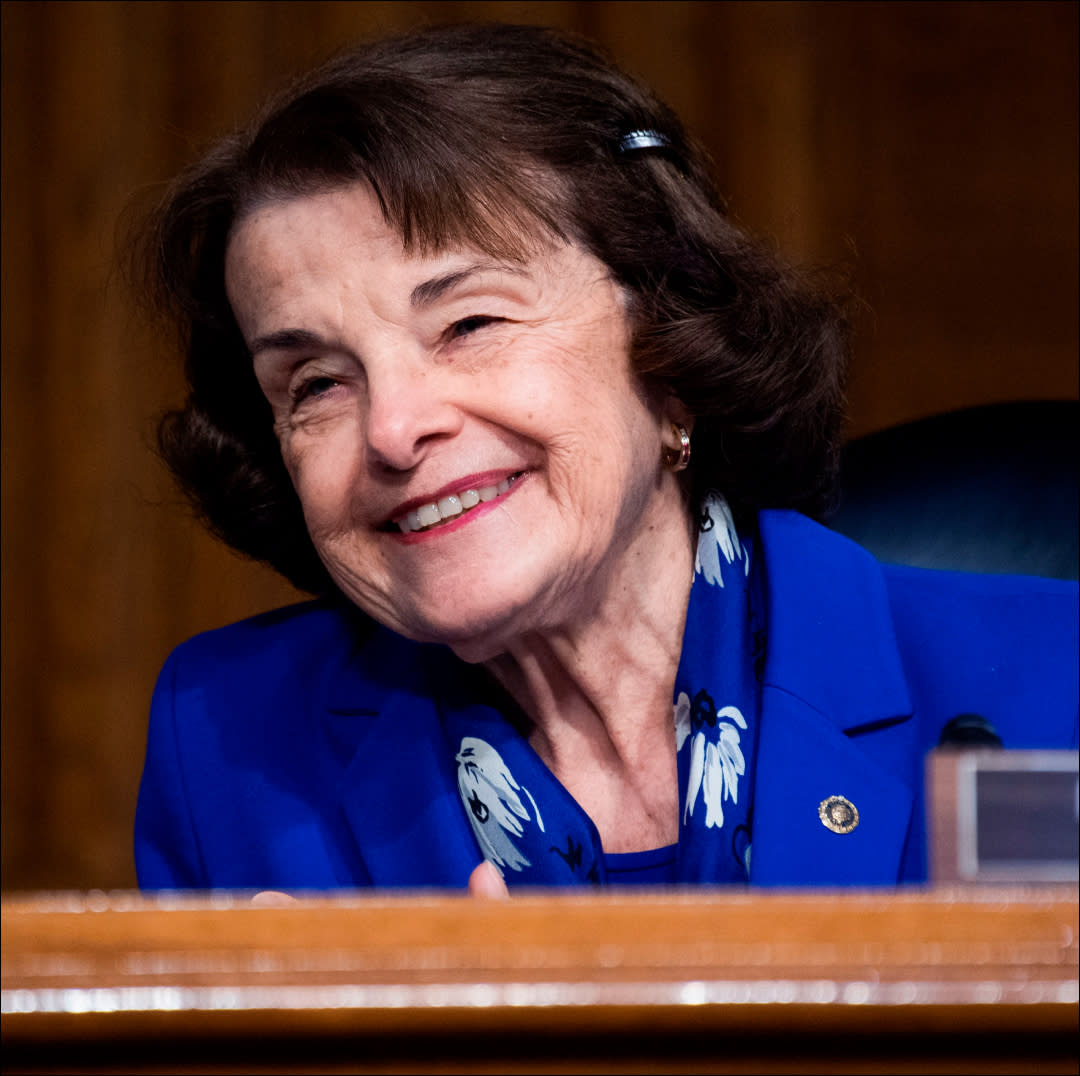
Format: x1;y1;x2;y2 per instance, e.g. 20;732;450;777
251;890;296;906
468;860;509;899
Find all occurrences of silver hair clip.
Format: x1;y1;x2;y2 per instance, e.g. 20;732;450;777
617;129;672;154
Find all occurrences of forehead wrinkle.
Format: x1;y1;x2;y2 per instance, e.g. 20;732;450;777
410;262;530;309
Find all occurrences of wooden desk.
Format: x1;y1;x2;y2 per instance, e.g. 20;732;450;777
3;887;1077;1073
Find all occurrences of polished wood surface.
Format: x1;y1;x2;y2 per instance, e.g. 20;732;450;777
3;887;1078;1073
2;2;1077;894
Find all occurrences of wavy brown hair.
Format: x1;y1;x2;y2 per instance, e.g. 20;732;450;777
136;22;849;594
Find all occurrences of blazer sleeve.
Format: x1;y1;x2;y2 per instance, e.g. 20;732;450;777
134;648;209;889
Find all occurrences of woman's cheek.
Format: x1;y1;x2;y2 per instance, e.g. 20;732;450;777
280;435;332;519
303;430;369;528
277;429;314;497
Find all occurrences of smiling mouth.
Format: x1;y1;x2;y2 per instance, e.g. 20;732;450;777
393;473;524;534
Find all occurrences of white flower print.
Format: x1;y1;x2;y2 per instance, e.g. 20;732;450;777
674;693;747;829
674;691;692;752
455;737;544;874
695;492;750;587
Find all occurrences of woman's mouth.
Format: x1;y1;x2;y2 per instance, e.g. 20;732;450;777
393;473;524;534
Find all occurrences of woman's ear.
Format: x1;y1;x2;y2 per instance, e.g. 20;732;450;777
662;395;694;435
660;397;694;453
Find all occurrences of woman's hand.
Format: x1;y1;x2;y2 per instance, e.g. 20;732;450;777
468;860;509;899
251;890;295;906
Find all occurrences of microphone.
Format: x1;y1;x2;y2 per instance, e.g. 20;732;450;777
937;713;1004;749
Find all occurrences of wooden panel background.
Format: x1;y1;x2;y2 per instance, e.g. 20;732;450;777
1;1;1077;892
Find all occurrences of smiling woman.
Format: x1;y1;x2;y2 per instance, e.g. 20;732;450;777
133;23;1077;894
226;187;670;656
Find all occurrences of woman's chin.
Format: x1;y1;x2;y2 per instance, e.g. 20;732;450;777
388;593;546;663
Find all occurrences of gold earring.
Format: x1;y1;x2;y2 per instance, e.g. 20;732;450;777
663;423;691;472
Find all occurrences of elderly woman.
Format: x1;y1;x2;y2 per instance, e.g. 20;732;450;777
135;23;1077;893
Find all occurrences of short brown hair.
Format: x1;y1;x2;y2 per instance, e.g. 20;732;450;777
138;22;848;594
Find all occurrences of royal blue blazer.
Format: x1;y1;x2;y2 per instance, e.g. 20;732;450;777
135;511;1078;891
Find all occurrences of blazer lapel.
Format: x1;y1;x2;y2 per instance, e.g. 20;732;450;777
324;628;480;888
750;512;916;886
751;689;916;885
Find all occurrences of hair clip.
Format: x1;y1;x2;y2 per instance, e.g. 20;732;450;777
617;129;673;155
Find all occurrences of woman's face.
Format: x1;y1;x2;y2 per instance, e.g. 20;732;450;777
226;184;684;659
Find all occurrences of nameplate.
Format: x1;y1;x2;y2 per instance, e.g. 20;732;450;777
927;749;1079;883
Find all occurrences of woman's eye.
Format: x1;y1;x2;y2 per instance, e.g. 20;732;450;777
448;315;500;339
291;375;338;405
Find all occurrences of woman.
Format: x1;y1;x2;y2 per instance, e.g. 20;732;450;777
135;23;1077;893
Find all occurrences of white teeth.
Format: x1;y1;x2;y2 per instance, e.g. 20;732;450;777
396;473;522;533
416;503;441;528
437;495;463;518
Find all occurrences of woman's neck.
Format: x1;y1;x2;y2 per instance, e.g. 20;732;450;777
483;505;696;853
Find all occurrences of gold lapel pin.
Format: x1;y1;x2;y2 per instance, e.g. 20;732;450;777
818;795;859;834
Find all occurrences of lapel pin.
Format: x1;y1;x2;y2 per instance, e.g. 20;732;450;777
819;795;859;834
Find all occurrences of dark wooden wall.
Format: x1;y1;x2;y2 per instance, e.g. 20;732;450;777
2;1;1076;892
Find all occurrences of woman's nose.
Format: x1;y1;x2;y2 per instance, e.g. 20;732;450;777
364;365;464;472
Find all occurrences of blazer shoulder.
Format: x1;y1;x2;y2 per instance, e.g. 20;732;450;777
160;598;451;722
163;599;369;687
172;598;358;656
879;562;1078;749
757;509;1077;748
878;560;1078;651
